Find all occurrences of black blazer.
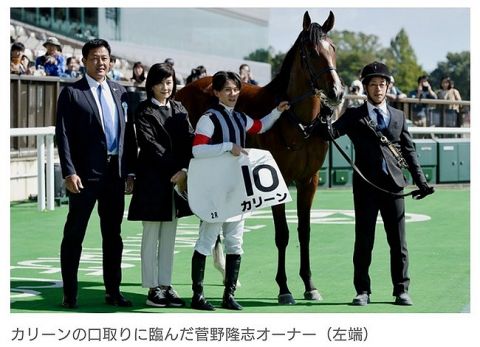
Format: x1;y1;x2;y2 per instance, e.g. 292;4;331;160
55;77;137;180
128;99;194;221
331;103;427;189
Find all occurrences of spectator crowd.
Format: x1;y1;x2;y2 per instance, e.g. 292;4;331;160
10;28;262;87
11;27;465;128
341;72;464;127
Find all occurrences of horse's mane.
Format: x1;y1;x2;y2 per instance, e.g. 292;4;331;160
265;22;327;98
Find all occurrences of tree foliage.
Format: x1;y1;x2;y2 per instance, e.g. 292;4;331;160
386;28;424;94
329;30;387;87
244;46;285;77
244;47;272;64
429;51;470;100
245;28;470;100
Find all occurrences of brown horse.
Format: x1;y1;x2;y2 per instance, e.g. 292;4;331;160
176;11;344;304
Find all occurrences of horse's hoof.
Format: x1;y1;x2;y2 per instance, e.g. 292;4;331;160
304;289;323;301
278;293;296;305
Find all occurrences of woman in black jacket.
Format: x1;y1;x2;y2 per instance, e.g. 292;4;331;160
128;63;194;308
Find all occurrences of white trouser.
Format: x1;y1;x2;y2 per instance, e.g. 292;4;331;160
141;211;178;288
194;220;244;256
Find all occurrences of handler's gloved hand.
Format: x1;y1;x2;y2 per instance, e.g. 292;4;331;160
412;183;435;200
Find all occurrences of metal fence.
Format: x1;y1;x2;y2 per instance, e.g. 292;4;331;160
10;75;470;154
10;75;146;154
342;94;470;129
9;76;471;204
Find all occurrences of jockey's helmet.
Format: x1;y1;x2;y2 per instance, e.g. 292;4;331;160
360;61;391;84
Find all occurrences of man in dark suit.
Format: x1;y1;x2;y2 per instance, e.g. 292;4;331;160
55;39;137;308
326;62;434;306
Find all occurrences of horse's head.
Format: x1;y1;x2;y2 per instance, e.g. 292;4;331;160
288;11;344;108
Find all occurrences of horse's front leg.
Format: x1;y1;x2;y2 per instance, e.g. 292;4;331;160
296;174;323;301
271;203;295;304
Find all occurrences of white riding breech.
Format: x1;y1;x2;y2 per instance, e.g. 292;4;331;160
194;219;244;256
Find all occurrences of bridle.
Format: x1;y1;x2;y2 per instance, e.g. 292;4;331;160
280;31;424;199
283;31;337;139
299;33;336;94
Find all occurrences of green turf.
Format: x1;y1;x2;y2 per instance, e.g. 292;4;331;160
10;186;469;313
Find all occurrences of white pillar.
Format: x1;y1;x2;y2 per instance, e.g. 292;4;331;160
46;134;55;211
37;135;46;211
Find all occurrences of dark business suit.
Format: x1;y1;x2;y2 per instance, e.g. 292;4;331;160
330;102;428;296
55;76;136;300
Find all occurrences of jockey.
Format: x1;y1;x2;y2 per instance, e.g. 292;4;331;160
189;70;289;311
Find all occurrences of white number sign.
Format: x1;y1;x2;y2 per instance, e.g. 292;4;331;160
187;149;291;222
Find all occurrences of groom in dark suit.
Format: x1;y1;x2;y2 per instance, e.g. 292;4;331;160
326;62;434;306
55;39;137;308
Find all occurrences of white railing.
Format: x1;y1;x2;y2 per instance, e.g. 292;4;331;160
10;127;56;211
9;125;470;212
408;126;470;135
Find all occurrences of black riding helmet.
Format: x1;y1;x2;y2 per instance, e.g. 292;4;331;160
360;61;392;84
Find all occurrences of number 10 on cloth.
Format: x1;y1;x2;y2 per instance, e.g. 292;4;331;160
187;148;292;222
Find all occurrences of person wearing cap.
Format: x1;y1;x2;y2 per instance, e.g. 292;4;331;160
35;36;66;76
323;61;434;307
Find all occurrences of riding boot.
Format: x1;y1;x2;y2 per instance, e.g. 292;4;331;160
221;254;243;310
191;250;215;311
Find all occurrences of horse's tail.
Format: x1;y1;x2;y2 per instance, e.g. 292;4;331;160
212;235;241;287
212;235;225;277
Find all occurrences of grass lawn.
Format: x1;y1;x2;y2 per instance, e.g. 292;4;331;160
10;186;469;314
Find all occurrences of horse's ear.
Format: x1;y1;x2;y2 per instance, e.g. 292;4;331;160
322;11;335;33
303;11;311;31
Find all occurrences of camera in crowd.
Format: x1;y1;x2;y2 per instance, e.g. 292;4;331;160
418;75;430;92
